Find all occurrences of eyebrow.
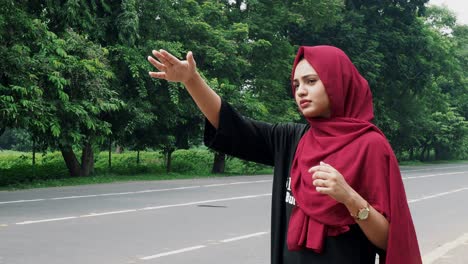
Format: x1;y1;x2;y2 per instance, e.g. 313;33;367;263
293;74;319;82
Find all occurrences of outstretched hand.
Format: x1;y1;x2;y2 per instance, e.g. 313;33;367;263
148;49;197;83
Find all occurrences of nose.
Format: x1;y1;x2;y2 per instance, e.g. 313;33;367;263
296;83;307;97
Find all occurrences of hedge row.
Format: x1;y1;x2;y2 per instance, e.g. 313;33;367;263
0;149;272;186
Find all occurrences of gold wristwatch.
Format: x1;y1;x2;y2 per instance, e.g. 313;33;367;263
352;204;370;221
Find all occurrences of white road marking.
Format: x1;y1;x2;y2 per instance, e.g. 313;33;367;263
80;209;137;217
401;164;468;172
408;187;468;203
221;232;269;243
0;199;45;204
140;231;270;260
1;168;466;205
0;187;198;204
12;193;271;226
403;171;467;180
205;180;271;187
8;186;468;226
204;184;228;187
16;216;77;225
140;194;271;211
0;181;271;205
228;181;255;185
423;233;468;264
140;245;207;260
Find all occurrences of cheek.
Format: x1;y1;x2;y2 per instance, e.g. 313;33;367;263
294;95;301;105
318;86;330;104
321;92;330;105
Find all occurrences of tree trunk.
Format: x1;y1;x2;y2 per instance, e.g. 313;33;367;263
108;138;112;169
419;146;427;161
425;148;431;161
137;150;140;165
60;145;82;177
435;146;451;160
32;139;36;177
116;145;123;154
81;141;94;176
166;149;173;173
211;152;226;174
175;126;189;149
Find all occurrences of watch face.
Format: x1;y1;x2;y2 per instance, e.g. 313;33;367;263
358;208;369;220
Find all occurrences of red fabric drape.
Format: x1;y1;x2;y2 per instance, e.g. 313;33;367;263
287;46;422;263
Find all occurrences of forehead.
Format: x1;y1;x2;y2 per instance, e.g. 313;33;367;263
293;59;318;80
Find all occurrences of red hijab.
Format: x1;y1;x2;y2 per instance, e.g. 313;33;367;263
287;46;422;263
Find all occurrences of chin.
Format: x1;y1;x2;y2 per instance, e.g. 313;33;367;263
301;111;318;118
302;110;328;119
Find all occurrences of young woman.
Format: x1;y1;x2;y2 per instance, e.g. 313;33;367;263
147;45;422;264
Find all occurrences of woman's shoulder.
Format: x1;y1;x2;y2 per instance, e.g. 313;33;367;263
262;121;309;149
275;121;309;130
273;122;310;137
358;130;393;155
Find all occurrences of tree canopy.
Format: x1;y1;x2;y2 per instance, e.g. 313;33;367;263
1;0;467;176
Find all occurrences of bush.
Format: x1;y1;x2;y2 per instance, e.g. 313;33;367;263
94;151;165;175
0;148;273;187
0;151;68;185
171;149;213;174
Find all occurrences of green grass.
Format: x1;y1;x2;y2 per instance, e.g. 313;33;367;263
0;149;273;190
0;169;274;191
1;150;465;191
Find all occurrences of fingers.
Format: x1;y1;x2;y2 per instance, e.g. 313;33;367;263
148;49;172;80
312;171;328;180
147;49;194;81
309;165;333;174
187;51;196;68
147;56;166;72
309;161;335;173
315;186;331;194
152;50;171;66
313;179;327;187
149;71;166;79
160;49;181;65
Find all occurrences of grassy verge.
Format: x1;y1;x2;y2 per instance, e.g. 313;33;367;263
0;149;273;191
1;150;465;191
0;169;273;191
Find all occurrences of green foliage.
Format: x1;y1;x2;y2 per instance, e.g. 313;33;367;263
0;151;68;185
0;128;33;151
429;110;468;159
170;149;213;174
1;0;467;179
0;149;272;187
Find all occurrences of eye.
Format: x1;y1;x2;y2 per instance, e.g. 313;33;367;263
307;79;317;84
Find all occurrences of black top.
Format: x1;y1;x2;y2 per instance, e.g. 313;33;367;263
204;100;380;264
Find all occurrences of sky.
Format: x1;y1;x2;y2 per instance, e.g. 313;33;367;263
429;0;468;25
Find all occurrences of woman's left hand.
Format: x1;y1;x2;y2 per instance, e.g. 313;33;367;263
309;161;355;204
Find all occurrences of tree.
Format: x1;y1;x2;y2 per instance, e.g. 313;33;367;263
1;1;123;176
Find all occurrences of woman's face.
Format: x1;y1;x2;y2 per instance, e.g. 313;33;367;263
293;59;331;118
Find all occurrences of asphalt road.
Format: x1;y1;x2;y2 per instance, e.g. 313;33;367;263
1;162;467;264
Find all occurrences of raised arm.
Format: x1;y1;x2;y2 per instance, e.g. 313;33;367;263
147;49;308;166
148;50;221;128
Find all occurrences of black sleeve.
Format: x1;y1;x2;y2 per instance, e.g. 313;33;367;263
204;100;292;166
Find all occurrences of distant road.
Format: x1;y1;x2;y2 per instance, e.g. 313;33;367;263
1;162;467;264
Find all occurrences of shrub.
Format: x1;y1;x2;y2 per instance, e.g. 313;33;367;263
0;149;272;187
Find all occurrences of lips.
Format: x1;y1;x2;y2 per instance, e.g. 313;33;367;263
299;100;311;108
